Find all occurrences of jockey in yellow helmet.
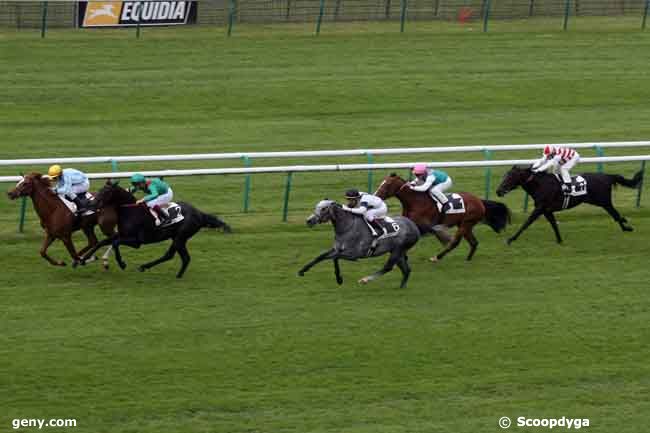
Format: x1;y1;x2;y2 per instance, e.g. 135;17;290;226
48;165;92;212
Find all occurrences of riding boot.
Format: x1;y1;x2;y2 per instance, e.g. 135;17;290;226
562;183;572;194
72;196;89;213
440;201;452;214
370;220;385;237
153;205;170;225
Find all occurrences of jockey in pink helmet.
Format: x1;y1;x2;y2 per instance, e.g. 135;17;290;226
532;145;580;193
409;163;453;214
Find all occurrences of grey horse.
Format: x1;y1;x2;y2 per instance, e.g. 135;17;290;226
298;200;421;288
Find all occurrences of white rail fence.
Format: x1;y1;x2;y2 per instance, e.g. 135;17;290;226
2;142;648;230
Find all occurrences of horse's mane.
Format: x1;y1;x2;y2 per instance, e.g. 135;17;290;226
27;172;57;196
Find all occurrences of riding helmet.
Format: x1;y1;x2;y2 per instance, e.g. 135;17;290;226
345;189;361;199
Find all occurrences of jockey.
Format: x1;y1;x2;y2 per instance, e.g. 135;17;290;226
532;145;580;193
129;173;173;224
409;163;453;214
342;189;388;236
48;165;92;212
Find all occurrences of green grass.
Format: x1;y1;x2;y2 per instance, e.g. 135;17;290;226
1;22;650;433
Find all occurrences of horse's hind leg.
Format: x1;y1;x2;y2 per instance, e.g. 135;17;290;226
396;254;411;288
61;235;81;266
603;204;633;231
431;224;466;263
334;258;343;285
176;243;191;279
359;249;402;286
463;229;479;261
138;242;177;273
40;232;64;266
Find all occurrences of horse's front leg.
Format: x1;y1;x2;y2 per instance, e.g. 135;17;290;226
80;236;113;264
298;248;337;276
40;232;65;266
507;207;544;245
544;211;563;243
334;258;343;285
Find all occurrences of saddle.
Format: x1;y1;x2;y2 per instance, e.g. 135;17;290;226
365;217;401;256
59;192;95;216
147;202;185;227
434;193;466;215
553;174;588;197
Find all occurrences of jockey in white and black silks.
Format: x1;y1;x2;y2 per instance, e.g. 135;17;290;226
532;145;580;193
342;189;388;236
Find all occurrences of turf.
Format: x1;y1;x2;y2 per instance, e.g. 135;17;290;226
1;21;650;433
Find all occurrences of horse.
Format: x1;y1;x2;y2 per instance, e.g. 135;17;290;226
79;180;231;278
7;173;116;267
298;199;420;288
374;173;510;262
496;165;643;244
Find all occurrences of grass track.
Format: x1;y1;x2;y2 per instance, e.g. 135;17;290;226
1;22;650;433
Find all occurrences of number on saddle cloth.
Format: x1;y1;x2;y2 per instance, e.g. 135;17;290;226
554;174;588;196
373;216;400;237
436;193;465;214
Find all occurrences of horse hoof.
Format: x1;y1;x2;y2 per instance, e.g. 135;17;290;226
118;263;127;270
358;277;369;285
506;238;514;245
429;256;439;263
138;266;146;273
623;226;633;232
223;225;233;234
58;261;66;267
103;264;109;271
297;271;305;277
336;278;343;285
72;261;78;269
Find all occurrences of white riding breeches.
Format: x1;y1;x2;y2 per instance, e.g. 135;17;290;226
366;203;387;221
559;154;579;183
146;188;173;208
430;177;453;204
66;179;90;200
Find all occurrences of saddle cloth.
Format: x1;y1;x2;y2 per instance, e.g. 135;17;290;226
365;216;400;239
554;174;588;197
149;202;185;227
435;193;465;214
59;192;95;216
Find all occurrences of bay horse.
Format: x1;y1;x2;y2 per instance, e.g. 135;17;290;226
374;173;510;262
7;173;117;268
496;165;642;244
298;200;420;288
80;181;231;278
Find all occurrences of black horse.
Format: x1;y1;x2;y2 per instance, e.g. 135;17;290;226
496;166;643;244
79;180;231;278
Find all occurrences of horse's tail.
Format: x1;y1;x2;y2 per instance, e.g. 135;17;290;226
481;200;511;233
611;170;643;189
201;212;232;233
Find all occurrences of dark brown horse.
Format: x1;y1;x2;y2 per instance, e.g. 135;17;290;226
7;173;117;268
375;173;510;262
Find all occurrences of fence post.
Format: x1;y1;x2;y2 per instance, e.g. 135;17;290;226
563;0;570;30
483;149;492;199
433;0;440;16
282;172;293;222
316;0;325;35
366;152;374;192
595;145;604;173
227;0;236;36
482;0;491;32
242;156;252;213
18;196;27;233
40;1;48;38
643;0;649;30
528;0;535;16
286;0;292;19
111;159;119;173
636;161;646;208
523;192;529;213
334;0;342;20
385;0;391;18
399;0;407;32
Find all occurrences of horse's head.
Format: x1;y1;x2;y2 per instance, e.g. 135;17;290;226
7;173;48;200
496;165;533;197
306;199;337;227
94;179;134;208
374;173;407;199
